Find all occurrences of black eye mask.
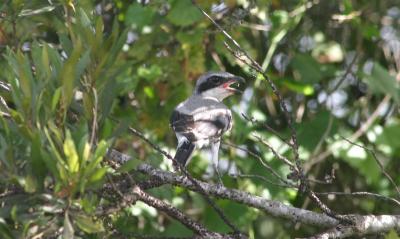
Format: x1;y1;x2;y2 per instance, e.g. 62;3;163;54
197;76;224;93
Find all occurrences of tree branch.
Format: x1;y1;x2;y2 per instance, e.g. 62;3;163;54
304;215;400;239
135;163;337;228
132;185;229;239
107;149;400;238
135;164;400;238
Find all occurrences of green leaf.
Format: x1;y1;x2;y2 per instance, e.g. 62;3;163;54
31;42;47;81
80;141;91;163
385;229;400;239
75;49;91;80
283;79;314;95
117;158;140;173
125;4;155;29
144;86;154;98
78;8;91;27
41;150;60;181
44;127;64;163
63;131;79;173
18;5;56;17
23;174;37;193
93;140;108;160
47;45;63;76
363;63;400;104
334;140;381;183
63;212;74;239
297;111;336;151
41;44;51;78
291;54;323;84
137;65;162;82
0;219;13;239
176;29;204;45
51;87;62;112
375;121;400;157
30;132;46;188
75;214;104;234
88;167;108;184
261;3;305;71
16;51;34;101
85;140;108;175
59;34;73;56
167;0;202;26
59;39;83;108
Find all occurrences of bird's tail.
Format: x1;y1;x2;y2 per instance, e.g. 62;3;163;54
173;140;195;169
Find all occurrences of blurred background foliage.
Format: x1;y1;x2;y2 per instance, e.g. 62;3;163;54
0;0;399;238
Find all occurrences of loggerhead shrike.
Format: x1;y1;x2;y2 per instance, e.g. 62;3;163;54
170;72;245;182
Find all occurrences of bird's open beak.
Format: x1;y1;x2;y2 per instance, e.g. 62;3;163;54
223;76;245;94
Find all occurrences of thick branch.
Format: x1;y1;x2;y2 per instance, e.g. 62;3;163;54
306;215;400;239
136;163;337;228
135;164;400;238
132;185;228;239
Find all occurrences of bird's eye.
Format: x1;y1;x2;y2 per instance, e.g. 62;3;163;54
210;77;220;84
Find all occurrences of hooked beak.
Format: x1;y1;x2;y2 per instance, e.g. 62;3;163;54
222;76;246;94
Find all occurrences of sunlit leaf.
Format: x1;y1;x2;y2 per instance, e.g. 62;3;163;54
88;167;108;184
137;65;162;82
75;214;104;233
385;229;400;239
18;5;55;17
363;63;400;104
51;87;62;112
63;131;79;173
283;79;314;95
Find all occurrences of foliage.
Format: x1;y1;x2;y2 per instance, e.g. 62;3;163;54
0;0;399;238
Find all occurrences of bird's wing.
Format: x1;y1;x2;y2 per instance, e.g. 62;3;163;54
191;108;232;141
171;106;232;142
170;110;196;139
173;139;195;167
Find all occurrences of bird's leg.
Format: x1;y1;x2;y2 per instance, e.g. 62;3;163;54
211;140;223;186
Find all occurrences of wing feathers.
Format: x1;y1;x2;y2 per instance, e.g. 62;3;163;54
174;140;195;167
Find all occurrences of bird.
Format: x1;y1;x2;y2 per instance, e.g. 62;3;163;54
170;71;245;183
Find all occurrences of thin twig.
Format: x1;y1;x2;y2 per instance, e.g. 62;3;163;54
252;134;295;168
177;164;245;238
308;191;352;224
132;186;226;238
309;95;391;167
222;141;296;187
241;113;290;146
229;173;296;188
316;191;400;207
340;136;400;198
328;53;359;94
90;88;98;147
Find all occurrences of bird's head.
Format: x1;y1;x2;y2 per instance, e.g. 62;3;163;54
194;72;245;101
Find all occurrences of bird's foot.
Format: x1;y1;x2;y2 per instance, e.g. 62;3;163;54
215;178;224;189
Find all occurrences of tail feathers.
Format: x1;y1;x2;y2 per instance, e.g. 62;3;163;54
173;140;195;169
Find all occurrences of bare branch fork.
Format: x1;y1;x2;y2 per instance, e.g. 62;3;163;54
106;149;400;239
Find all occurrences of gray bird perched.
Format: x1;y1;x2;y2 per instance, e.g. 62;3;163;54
170;72;245;183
